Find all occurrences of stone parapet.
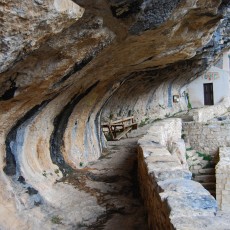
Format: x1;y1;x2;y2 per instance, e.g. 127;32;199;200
137;118;228;230
216;147;230;211
191;97;230;122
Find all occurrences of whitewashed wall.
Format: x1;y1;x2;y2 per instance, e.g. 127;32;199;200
188;66;229;108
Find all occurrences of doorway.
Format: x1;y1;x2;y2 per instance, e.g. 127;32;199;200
203;83;214;105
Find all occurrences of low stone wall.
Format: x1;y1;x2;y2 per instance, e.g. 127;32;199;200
191;97;230;122
216;147;230;211
137;118;223;229
183;121;230;157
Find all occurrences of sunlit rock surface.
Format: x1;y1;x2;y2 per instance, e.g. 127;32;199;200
0;0;230;228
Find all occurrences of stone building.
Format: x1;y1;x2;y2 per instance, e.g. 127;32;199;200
187;51;230;108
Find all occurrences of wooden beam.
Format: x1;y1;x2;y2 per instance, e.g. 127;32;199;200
114;127;132;141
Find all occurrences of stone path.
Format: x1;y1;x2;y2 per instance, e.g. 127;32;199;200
63;137;148;229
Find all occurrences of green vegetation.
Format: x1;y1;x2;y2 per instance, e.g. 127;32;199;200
186;153;189;160
109;113;114;120
165;113;171;118
139;120;146;127
79;162;83;167
104;132;113;141
51;215;62;224
196;151;212;161
181;134;186;139
158;104;165;109
139;117;149;127
186;93;192;110
152;118;162;123
187;101;192;110
186;147;193;151
171;109;183;117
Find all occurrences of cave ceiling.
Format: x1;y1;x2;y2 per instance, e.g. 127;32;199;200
0;1;230;227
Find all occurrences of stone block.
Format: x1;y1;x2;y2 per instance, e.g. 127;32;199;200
192;169;199;174
199;168;215;174
224;183;230;190
200;161;209;167
221;202;230;211
216;174;224;180
171;216;224;230
222;190;230;195
193;165;202;170
146;154;178;163
192;159;201;165
149;167;192;182
167;193;217;217
216;184;224;189
159;178;210;196
186;151;195;157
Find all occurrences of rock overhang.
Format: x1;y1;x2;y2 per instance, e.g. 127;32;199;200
0;0;230;228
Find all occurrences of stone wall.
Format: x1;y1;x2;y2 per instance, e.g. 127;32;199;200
216;147;230;211
183;121;230;157
137;118;229;230
191;97;230;122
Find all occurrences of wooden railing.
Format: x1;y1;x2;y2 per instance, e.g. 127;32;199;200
102;116;137;141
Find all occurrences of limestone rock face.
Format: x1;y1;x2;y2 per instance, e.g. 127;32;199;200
0;0;230;228
0;0;84;73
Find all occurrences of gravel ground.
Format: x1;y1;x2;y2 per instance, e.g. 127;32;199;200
62;134;148;230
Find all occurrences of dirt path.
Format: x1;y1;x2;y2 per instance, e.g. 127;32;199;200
63;137;148;229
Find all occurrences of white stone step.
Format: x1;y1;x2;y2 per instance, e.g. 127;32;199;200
186;150;196;157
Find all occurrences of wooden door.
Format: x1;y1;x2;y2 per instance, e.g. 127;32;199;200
203;83;214;105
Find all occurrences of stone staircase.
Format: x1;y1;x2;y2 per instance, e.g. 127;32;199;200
186;148;216;198
193;167;216;198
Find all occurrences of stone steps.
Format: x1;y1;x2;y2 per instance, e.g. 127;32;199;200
185;144;216;198
193;170;216;198
198;168;215;175
201;182;216;190
194;174;216;183
186;150;196;157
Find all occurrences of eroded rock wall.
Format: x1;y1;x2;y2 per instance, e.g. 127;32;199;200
0;0;230;228
0;0;84;73
102;60;206;123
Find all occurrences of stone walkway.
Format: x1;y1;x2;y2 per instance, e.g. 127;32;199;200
63;137;148;229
